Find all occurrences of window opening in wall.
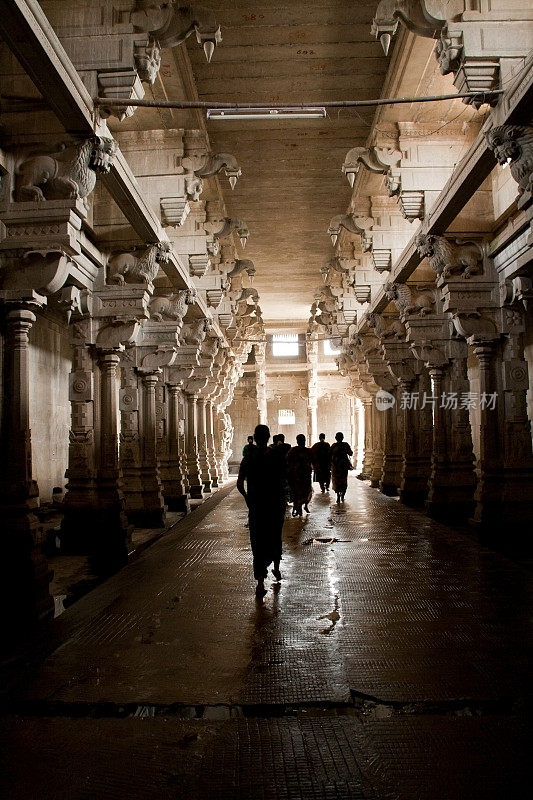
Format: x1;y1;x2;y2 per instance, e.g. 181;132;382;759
272;333;299;357
324;339;341;355
278;409;296;425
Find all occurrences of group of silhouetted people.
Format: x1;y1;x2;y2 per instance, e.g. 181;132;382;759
237;426;353;597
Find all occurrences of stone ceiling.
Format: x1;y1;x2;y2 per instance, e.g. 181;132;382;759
184;1;390;325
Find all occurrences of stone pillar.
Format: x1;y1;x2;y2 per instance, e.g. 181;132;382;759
61;319;99;550
135;369;166;527
398;374;432;506
425;365;447;517
94;348;130;574
0;299;54;633
256;366;267;425
358;397;374;479
370;400;385;488
350;396;359;467
307;365;318;444
197;397;212;492
379;387;403;496
469;338;502;526
206;399;220;487
214;410;227;482
185;392;204;499
160;383;190;511
119;357;144;522
424;352;476;521
492;317;533;527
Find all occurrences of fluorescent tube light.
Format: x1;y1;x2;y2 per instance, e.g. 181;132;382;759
206;107;326;121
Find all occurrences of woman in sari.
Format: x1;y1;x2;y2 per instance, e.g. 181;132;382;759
286;434;313;517
330;431;353;504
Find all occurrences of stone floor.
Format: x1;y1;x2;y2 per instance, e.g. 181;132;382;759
1;477;530;799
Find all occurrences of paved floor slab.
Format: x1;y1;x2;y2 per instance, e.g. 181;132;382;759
2;477;531;798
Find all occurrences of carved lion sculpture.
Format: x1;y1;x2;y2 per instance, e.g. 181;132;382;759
201;335;220;359
383;281;435;316
16;136;117;202
149;289;191;322
485;124;533;198
182;319;208;346
367;312;406;340
415;233;482;279
107;242;172;285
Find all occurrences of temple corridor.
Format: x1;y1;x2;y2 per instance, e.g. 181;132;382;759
1;476;529;800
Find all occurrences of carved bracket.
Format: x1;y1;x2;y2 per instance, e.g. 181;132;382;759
131;2;222;63
342;145;402;187
384;281;436;318
107;241;172;285
415;233;483;279
15;137;117;203
485;125;533;203
328;214;373;247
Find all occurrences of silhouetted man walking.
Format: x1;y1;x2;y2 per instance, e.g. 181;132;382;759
311;433;331;492
237;424;286;597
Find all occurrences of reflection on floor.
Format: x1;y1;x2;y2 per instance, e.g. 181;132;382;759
1;477;530;799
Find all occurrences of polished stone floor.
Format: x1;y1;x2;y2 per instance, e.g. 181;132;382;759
1;477;530;799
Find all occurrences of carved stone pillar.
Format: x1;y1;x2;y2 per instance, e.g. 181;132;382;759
197;397;213;492
0;298;54;632
206;399;220;488
160;383;190;511
256;366;267;425
185;392;204;499
370;400;385;488
468;337;502;526
119;355;144;521
358;397;374;480
214;409;227;482
494;314;533;526
398;373;432;507
61;319;99;550
94;348;130;574
423;355;476;521
379;386;403;496
135;369;166;526
307;366;318;444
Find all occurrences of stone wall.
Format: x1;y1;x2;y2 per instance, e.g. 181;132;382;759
227;392;260;461
317;394;355;450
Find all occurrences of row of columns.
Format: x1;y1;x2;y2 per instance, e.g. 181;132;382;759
0;300;236;635
351;297;533;531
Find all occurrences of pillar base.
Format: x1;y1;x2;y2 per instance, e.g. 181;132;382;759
1;517;54;641
128;508;166;528
380;483;399;496
425;461;476;521
399;488;427;507
426;497;475;522
202;479;212;493
64;505;131;577
166;494;190;513
470;467;533;531
188;484;204;500
399;460;431;508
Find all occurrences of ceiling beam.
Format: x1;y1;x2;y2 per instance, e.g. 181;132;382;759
368;51;533;315
0;0;222;329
